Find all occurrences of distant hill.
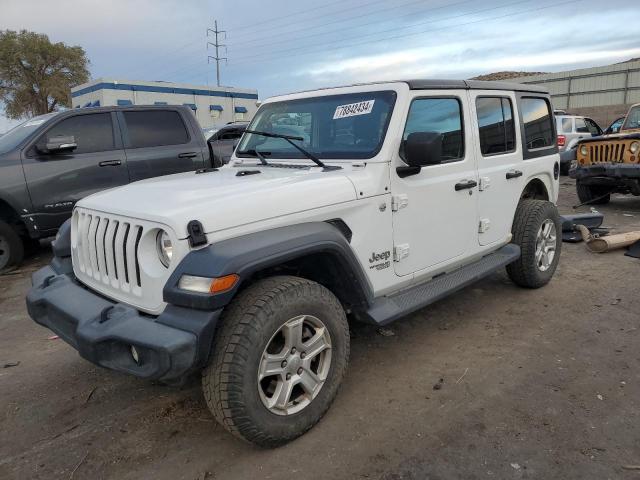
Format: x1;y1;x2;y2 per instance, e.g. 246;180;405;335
470;71;548;81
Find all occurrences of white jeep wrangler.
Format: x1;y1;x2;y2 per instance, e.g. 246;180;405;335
27;80;562;447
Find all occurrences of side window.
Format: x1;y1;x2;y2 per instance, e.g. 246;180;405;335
123;110;189;148
476;97;516;156
520;97;554;150
219;130;243;141
39;113;114;155
402;97;464;162
584;118;602;136
575;118;589;133
561;117;573;133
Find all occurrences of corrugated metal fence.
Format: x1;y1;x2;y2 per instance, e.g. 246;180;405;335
512;60;640;115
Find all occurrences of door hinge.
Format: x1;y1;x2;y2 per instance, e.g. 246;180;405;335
391;194;408;212
478;218;491;233
479;176;491;191
393;244;410;262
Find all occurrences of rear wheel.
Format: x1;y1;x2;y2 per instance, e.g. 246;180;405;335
576;181;611;205
202;276;349;447
507;200;561;288
0;220;24;272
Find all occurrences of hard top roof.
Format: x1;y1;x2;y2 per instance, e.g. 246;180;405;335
404;79;548;94
272;79;549;99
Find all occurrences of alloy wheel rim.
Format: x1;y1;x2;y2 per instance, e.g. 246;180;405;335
258;314;332;416
0;234;9;270
535;219;557;272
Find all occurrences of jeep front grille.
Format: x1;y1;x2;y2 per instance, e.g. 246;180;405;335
75;211;145;294
588;142;626;164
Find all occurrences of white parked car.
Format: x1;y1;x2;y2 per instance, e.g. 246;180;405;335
28;79;561;447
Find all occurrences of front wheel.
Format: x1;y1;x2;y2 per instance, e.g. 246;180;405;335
576;181;610;205
202;276;349;447
507;200;561;288
0;220;24;273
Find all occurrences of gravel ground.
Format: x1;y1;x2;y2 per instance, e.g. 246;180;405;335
1;179;639;480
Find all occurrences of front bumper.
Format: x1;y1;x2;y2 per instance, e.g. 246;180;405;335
26;264;221;382
571;163;640;180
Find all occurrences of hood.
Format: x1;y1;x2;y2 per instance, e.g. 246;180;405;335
78;164;358;238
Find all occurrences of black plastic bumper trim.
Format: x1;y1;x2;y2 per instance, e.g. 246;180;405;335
26;266;221;381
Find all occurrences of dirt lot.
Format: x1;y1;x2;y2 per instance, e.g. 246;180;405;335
1;180;640;480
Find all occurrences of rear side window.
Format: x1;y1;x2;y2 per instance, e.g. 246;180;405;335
560;117;573;133
575;118;589;133
476;97;515;156
123;110;189;148
520;97;554;150
40;113;114;154
402;97;464;162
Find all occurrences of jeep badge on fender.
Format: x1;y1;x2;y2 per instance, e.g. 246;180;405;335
27;79;561;447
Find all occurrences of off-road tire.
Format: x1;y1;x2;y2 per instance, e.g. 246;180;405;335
576;181;611;205
559;162;570;176
202;275;350;447
507;200;561;288
0;220;24;273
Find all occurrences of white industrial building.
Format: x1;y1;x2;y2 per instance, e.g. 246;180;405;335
71;78;259;128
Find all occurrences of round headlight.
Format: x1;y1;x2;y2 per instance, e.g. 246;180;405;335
630;142;640;154
580;145;588;156
156;230;173;267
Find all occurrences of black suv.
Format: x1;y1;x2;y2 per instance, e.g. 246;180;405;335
0;105;213;271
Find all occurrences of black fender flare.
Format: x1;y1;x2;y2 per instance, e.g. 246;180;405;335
163;222;374;311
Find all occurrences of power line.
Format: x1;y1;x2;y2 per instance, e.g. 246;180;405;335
228;0;476;51
228;0;569;66
229;0;467;48
207;20;227;86
225;0;355;34
228;0;532;63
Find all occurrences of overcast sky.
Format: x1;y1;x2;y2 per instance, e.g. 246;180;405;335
2;0;640;132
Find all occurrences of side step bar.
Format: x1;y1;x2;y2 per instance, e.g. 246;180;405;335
365;244;521;325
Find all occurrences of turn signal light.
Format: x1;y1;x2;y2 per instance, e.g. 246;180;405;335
210;274;240;293
178;273;239;294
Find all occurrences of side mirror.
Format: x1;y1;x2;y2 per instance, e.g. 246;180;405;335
43;135;77;154
397;132;442;177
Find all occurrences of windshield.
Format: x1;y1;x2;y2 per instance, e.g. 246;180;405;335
622;106;640;131
237;90;396;160
0;113;56;155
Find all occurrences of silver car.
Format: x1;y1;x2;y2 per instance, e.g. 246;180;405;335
556;115;602;174
556;115;602;151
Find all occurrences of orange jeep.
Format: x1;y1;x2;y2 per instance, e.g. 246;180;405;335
570;103;640;204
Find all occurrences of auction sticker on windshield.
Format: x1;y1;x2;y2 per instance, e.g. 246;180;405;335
333;100;375;120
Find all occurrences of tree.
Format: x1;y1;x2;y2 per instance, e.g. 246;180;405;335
0;30;89;119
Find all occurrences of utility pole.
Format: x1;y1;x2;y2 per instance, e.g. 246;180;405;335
207;20;227;87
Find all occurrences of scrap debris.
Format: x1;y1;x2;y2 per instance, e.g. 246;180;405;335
560;213;608;242
576;225;640;253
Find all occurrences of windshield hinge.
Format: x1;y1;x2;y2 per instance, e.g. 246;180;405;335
391;194;408;212
187;220;207;248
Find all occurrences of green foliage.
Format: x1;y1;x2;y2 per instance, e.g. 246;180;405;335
0;30;90;119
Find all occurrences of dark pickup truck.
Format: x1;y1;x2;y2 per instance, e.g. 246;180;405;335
0;105;218;271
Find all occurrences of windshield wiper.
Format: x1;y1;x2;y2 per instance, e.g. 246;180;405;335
244;129;340;171
240;148;269;165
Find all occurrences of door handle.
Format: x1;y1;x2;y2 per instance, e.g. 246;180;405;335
178;152;198;158
98;160;122;167
506;170;523;180
454;180;478;191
